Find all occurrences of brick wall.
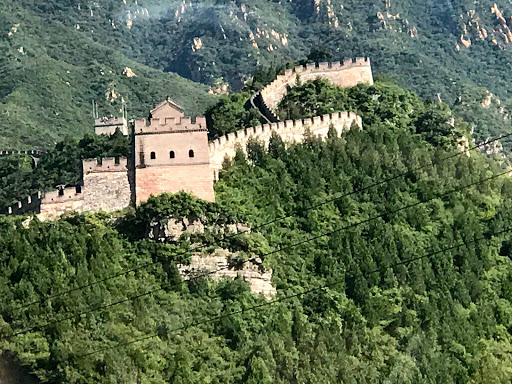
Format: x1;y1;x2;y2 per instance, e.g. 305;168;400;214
261;58;374;110
209;111;362;171
38;187;84;221
83;158;131;212
134;114;213;203
136;163;215;204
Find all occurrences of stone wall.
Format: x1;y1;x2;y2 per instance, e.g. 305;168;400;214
83;157;131;212
5;192;42;216
136;163;215;204
179;250;275;297
260;58;373;111
94;117;128;136
4;187;83;221
38;187;84;221
209;111;362;171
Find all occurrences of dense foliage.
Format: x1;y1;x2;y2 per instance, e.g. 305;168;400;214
205;91;261;140
1;81;512;382
277;78;468;148
0;130;129;210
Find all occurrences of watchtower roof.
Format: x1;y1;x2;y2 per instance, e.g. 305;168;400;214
151;98;184;115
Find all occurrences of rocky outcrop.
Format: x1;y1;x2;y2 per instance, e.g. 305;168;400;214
123;67;136;78
179;250;275;297
147;217;274;296
147;217;250;242
477;138;504;157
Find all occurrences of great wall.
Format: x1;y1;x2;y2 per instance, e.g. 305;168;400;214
209;112;362;171
3;58;373;221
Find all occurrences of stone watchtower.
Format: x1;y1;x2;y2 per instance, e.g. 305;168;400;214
133;98;215;204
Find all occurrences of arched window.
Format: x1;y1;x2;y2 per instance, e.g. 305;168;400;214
150;151;156;160
189;149;195;158
170;151;175;159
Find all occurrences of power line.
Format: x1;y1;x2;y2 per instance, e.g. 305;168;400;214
5;168;510;340
77;226;512;358
9;132;512;314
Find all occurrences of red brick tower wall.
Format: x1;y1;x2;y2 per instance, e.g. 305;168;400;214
134;112;214;204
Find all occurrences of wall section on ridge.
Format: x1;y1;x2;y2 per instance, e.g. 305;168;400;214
260;58;373;111
209;111;362;172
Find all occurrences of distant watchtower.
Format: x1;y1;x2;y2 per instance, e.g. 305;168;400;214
133;98;215;204
94;116;129;136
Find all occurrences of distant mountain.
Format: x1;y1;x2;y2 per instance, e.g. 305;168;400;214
2;0;512;147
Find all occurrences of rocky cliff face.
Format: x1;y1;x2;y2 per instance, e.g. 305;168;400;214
179;251;276;297
148;216;275;296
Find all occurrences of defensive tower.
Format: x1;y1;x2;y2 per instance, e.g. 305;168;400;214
133;98;215;203
83;157;132;212
94;116;129;136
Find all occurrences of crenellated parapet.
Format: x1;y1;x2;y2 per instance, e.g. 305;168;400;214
41;186;83;205
94;116;129;136
209;111;362;171
4;186;84;221
0;150;46;157
83;157;129;173
260;57;373;111
134;116;207;135
5;192;42;215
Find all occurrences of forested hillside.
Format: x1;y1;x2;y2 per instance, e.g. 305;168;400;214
1;80;512;383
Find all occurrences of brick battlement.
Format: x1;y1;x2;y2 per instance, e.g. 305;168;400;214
260;57;373;110
134;116;207;134
209;111;362;171
41;186;83;204
5;192;42;215
83;157;128;173
4;186;83;220
0;150;46;157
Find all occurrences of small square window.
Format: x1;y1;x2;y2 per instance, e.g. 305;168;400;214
150;152;156;160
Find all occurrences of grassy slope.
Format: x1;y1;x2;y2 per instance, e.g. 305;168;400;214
0;2;215;149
